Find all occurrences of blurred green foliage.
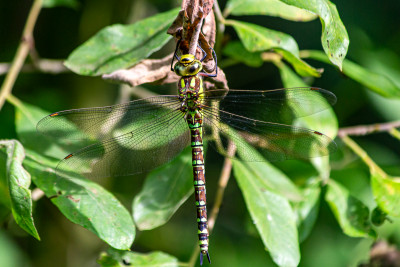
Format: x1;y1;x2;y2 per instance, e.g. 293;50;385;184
1;0;400;267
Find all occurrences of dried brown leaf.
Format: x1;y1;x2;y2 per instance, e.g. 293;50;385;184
102;54;179;87
203;67;229;90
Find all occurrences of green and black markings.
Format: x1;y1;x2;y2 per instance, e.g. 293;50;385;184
172;43;217;265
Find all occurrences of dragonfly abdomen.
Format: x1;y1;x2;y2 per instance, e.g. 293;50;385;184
187;111;210;265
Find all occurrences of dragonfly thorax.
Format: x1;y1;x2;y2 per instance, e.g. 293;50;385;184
174;54;203;77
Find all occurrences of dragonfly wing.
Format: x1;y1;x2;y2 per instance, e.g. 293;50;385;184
203;107;336;162
56;107;190;179
37;96;182;141
203;87;336;124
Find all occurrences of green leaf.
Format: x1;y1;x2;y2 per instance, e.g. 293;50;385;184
371;173;400;218
325;180;376;238
98;249;178;267
276;48;322;77
293;180;321;242
225;0;317;21
355;49;400;119
232;129;303;201
14;100;79;159
306;50;400;98
278;61;338;137
277;61;337;179
24;149;135;250
222;41;263;67
0;140;40;240
133;147;193;230
227;20;321;77
233;160;300;267
42;0;79;8
65;8;180;76
279;0;349;69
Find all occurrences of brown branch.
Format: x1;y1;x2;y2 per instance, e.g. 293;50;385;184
0;0;43;110
32;188;45;201
0;59;68;75
208;141;236;231
338;120;400;138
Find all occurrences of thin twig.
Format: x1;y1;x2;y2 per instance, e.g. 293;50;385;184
188;141;236;266
208;141;236;231
338;120;400;138
341;135;387;178
0;59;68;76
32;188;45;201
0;0;43;110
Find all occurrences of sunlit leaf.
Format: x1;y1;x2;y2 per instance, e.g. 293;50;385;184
133;146;193;230
228;20;321;77
65;8;180;76
278;62;337;179
279;0;349;69
293;179;321;242
325;180;376;238
276;48;323;77
24;149;135;250
225;0;317;21
0;140;40;240
371;172;400;218
222;41;263;68
233;160;300;267
233;130;303;201
278;61;338;137
306;50;400;98
14;100;81;159
98;249;178;267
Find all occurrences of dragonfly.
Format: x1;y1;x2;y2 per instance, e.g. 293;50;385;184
37;42;337;265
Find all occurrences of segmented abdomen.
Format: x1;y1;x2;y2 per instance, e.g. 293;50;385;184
187;111;209;258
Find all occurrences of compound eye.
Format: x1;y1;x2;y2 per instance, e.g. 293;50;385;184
189;64;197;73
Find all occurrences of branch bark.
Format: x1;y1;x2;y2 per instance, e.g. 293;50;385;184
0;0;43;110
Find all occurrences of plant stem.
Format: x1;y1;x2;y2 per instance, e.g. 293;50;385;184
389;128;400;140
0;0;43;110
341;135;387;178
213;0;225;56
188;141;236;267
338;120;400;137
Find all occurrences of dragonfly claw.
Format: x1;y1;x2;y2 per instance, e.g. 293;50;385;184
199;251;211;265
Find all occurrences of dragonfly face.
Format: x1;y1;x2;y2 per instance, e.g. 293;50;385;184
174;54;203;77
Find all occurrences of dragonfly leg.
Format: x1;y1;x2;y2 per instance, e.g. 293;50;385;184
198;43;207;62
200;46;218;78
171;38;182;71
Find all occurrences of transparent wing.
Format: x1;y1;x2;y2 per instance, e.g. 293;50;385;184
37;96;190;179
202;106;336;162
203;87;336;124
37;96;182;141
56;108;189;179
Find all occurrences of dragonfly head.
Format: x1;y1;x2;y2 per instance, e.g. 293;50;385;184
174;54;203;77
